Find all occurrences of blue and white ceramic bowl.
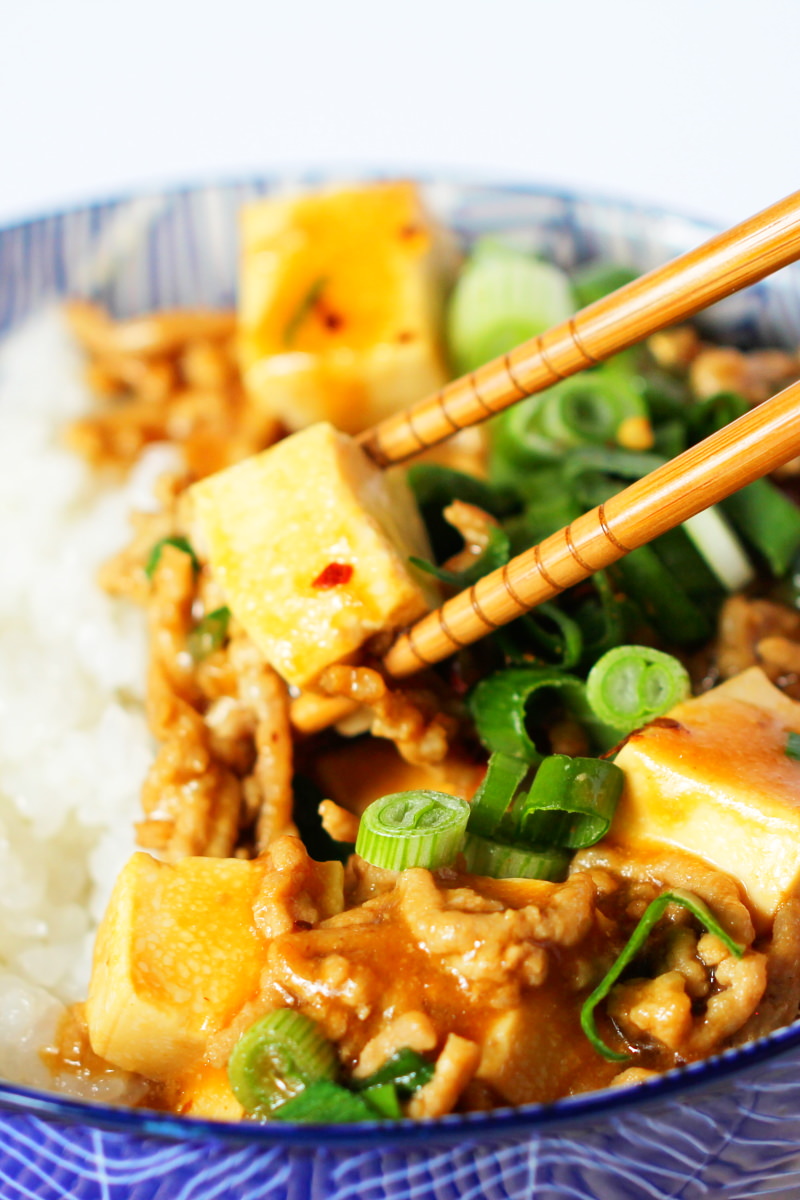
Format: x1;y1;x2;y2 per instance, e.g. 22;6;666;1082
2;176;800;1200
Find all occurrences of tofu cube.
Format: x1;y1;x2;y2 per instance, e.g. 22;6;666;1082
610;668;800;928
86;849;346;1081
239;182;451;434
190;422;435;688
86;853;267;1080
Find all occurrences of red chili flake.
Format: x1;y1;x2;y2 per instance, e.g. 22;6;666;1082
397;330;415;344
323;310;344;332
399;223;421;240
312;562;354;589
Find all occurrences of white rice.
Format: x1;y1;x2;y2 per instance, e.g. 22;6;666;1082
0;307;176;1093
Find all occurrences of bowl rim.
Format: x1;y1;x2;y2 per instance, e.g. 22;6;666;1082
1;171;798;1148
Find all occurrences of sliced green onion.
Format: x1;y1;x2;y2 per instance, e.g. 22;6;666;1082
355;790;470;870
505;491;582;552
468;667;616;763
685;393;800;579
145;535;199;580
586;645;690;734
407;463;518;561
535;372;651;450
721;478;800;578
409;523;510;589
519;755;624;849
227;1009;338;1118
561;445;666;486
284;276;328;346
447;238;574;375
489;400;568;489
785;731;800;761
574;570;636;668
581;889;745;1062
273;1079;379;1123
353;1048;435;1096
647;526;724;608
610;545;712;646
571;262;639;308
187;605;231;662
687;392;748;444
360;1082;403;1119
462;832;570;880
682;508;754;592
467;752;531;838
516;602;584;671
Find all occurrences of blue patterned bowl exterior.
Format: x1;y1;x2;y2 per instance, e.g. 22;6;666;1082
3;176;800;1200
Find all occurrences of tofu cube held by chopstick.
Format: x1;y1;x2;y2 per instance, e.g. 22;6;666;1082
189;422;435;688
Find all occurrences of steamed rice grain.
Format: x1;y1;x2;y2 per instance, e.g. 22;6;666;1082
0;308;172;1086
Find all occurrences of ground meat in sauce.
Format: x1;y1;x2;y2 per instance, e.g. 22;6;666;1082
59;305;800;1120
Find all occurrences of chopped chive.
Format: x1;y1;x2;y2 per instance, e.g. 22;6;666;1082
786;731;800;761
586;645;691;734
284;276;328;347
187;605;231;662
581;889;744;1062
227;1009;338;1119
355;790;470;871
144;535;199;580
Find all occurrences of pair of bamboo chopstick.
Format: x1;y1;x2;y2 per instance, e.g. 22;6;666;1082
351;189;800;681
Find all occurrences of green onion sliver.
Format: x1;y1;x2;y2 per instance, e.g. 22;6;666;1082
446;238;574;375
273;1079;380;1123
468;666;615;763
785;731;800;762
682;507;754;592
409;523;510;589
462;832;570;881
467;752;531;838
353;1047;435;1096
187;605;231;662
586;645;691;735
571;262;639;308
610;545;712;646
519;755;624;849
581;889;745;1062
721;478;800;578
355;790;470;870
283;276;328;346
145;535;199;580
360;1082;403;1119
535;372;650;450
227;1009;338;1118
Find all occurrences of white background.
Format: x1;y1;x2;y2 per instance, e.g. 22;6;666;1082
0;0;797;228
